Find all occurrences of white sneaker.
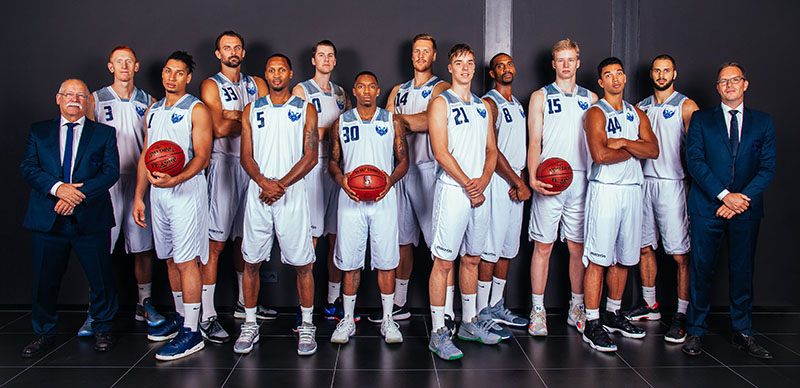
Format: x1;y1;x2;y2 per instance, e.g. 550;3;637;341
528;305;548;336
380;317;403;344
297;322;317;356
567;301;586;333
331;317;356;344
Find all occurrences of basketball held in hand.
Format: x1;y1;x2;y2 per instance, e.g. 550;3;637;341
144;140;185;177
347;165;387;201
536;157;573;192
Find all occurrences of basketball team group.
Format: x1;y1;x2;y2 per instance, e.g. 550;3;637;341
20;31;776;362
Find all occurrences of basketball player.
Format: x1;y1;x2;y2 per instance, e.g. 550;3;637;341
328;71;409;344
292;40;352;320
199;31;271;344
629;54;698;344
133;51;213;361
581;57;659;352
78;46;164;337
372;33;450;323
428;44;499;361
527;39;598;337
477;53;530;333
235;54;320;356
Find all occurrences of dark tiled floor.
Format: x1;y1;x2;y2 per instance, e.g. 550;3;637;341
0;310;798;388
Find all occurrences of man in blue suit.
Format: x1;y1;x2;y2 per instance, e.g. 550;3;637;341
20;79;120;357
683;63;776;359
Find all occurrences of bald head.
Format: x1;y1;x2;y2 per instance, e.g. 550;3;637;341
56;79;90;121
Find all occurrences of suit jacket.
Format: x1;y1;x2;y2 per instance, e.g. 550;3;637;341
686;106;776;220
20;117;119;233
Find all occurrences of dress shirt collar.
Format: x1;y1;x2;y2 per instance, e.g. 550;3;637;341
60;115;86;129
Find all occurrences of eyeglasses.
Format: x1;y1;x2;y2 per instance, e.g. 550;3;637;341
716;77;745;86
58;92;89;100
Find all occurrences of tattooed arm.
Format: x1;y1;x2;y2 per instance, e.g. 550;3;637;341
278;103;319;187
328;118;359;202
375;115;409;201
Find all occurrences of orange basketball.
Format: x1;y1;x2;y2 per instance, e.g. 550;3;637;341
536;157;573;192
144;140;185;177
347;165;387;201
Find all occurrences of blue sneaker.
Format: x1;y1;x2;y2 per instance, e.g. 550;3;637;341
77;314;94;337
155;327;205;361
323;297;360;322
147;315;184;342
136;298;166;327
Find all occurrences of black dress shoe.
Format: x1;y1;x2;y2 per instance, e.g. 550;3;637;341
682;335;702;356
22;336;54;358
733;333;772;359
94;332;114;352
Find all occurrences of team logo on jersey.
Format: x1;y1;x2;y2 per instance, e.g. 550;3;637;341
135;106;146;117
375;125;389;136
336;99;345;110
171;113;184;124
663;109;676;119
477;107;487;118
520;108;526;118
422;89;432;99
288;110;302;122
247;85;257;95
626;112;635;122
578;101;589;110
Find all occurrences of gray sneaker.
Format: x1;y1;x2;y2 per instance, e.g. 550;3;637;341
297;322;317;356
478;306;512;340
567;301;586;333
234;302;278;320
428;326;463;360
488;298;528;327
200;316;231;344
457;317;502;344
528;305;548;336
233;322;259;354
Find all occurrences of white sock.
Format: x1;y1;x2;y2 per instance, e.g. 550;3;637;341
477;281;491;312
327;281;341;305
677;298;689;314
172;291;184;316
532;293;545;308
245;307;257;323
445;286;455;319
138;283;152;305
489;277;506;307
394;279;409;307
184;302;201;331
571;292;585;306
642;286;657;307
586;308;600;321
201;284;217;321
301;305;314;324
236;272;245;306
431;305;446;331
381;293;394;319
343;294;356;320
461;293;477;322
606;298;621;314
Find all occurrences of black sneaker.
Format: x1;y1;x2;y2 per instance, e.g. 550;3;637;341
664;313;688;344
625;302;661;321
582;319;617;352
367;304;411;323
602;311;646;339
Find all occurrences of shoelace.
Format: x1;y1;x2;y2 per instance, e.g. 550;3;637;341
298;324;316;344
474;317;496;333
383;319;401;332
239;324;258;342
434;328;458;351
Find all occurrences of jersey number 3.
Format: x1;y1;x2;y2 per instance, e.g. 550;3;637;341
103;106;113;121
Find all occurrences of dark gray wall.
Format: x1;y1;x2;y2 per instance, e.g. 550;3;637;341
3;0;797;310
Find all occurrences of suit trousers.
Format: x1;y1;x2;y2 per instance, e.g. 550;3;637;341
686;213;760;337
30;215;117;337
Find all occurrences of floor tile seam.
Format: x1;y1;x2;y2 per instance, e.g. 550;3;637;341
511;335;547;388
615;353;655;388
219;353;244;388
108;338;157;388
0;313;30;331
759;332;800;358
702;350;758;387
421;313;441;388
0;336;74;388
330;344;341;388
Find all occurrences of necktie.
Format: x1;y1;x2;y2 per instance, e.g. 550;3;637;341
63;122;78;183
729;110;739;157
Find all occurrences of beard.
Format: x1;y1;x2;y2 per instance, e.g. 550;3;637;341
222;57;241;68
653;78;674;91
496;73;514;85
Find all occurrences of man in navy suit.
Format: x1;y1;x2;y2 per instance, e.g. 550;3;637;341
20;79;120;357
683;63;776;359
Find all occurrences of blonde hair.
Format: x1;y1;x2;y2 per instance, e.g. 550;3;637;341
551;39;580;59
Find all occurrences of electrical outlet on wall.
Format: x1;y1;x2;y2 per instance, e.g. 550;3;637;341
263;271;278;283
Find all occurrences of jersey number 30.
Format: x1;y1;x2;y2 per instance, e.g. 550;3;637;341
342;126;360;143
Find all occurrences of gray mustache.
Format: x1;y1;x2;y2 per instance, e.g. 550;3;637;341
66;102;83;109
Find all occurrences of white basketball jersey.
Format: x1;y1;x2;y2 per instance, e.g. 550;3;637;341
437;90;489;186
394;76;444;165
337;108;395;174
298;79;347;158
482;89;526;171
540;83;593;171
208;72;261;157
146;94;203;169
588;99;643;185
248;95;308;179
637;91;688;179
92;86;151;174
